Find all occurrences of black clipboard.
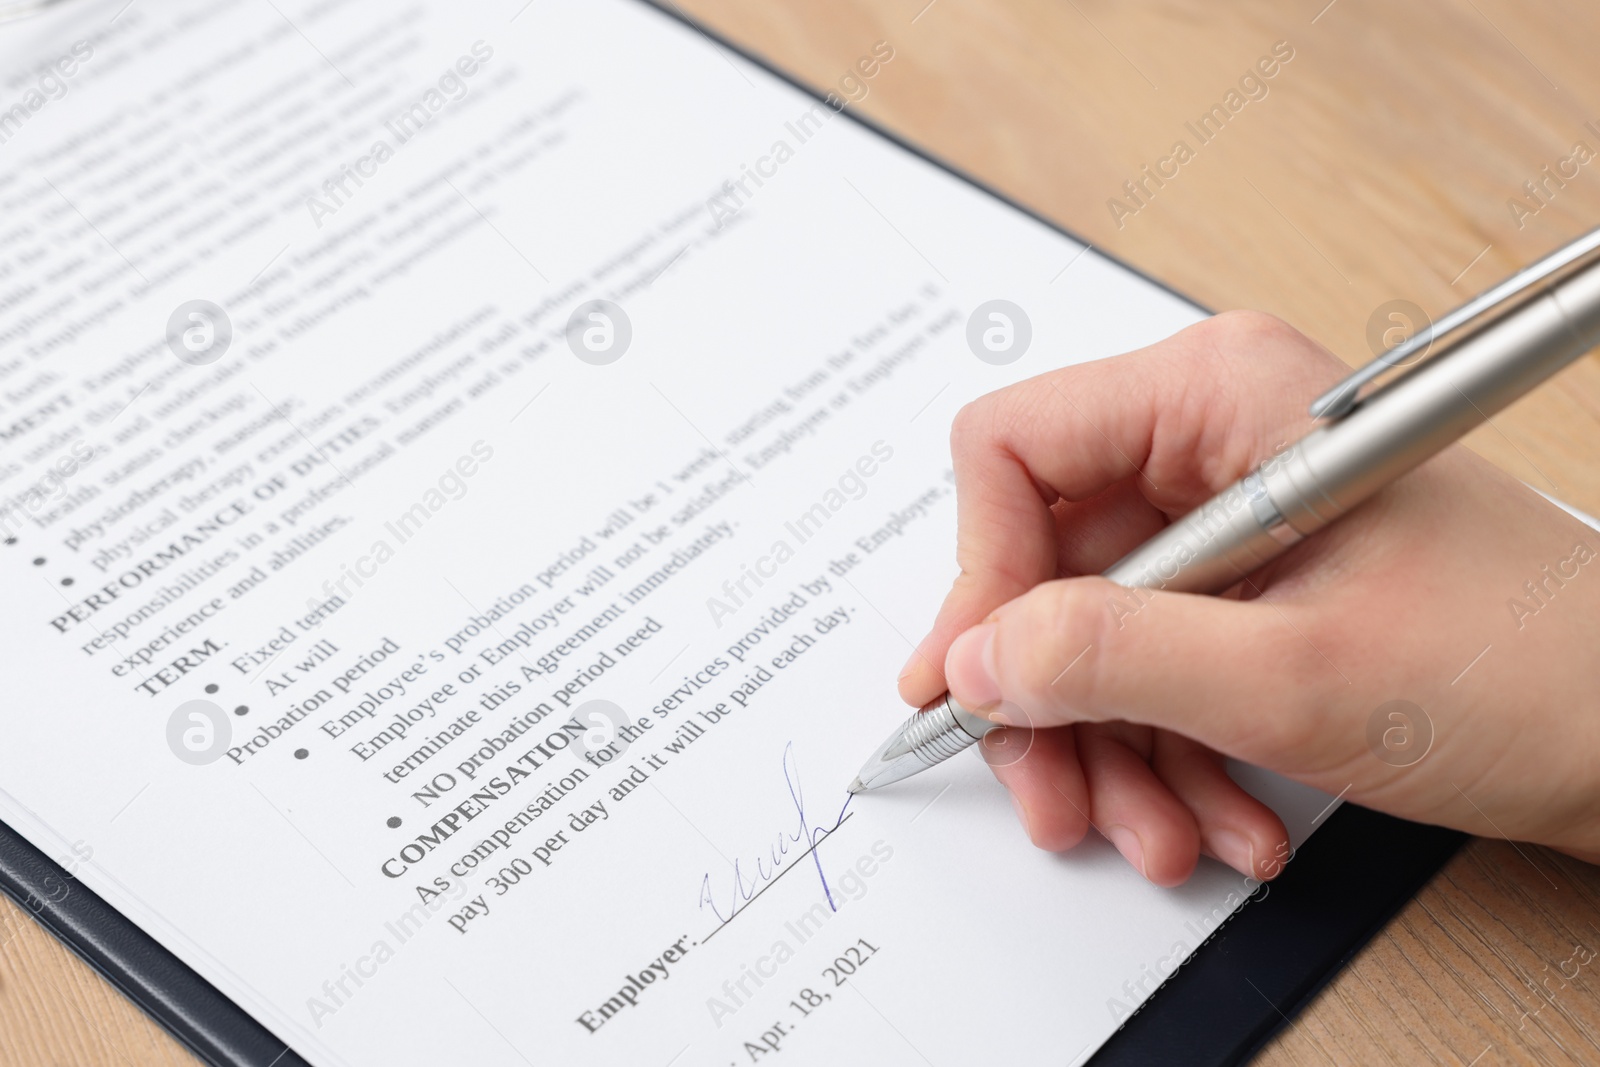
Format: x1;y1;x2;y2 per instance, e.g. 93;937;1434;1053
0;816;310;1067
0;2;1468;1064
0;806;1462;1067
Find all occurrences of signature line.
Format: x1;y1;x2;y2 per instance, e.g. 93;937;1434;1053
700;812;853;944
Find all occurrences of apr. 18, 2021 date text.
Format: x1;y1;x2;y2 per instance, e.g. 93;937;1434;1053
728;939;882;1061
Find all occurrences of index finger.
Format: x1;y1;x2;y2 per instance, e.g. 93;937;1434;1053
897;311;1337;707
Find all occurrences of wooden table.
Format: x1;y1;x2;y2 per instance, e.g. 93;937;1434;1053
6;1;1600;1064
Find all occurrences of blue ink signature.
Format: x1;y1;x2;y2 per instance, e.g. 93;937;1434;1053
697;741;853;926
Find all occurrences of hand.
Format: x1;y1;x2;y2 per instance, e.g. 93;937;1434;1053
899;311;1600;886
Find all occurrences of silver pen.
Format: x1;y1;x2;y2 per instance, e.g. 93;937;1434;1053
849;224;1600;794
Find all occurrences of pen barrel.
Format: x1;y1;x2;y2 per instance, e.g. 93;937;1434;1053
1100;471;1303;593
1266;263;1600;535
1101;261;1600;597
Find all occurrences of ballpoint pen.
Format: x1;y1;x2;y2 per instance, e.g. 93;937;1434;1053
849;223;1600;794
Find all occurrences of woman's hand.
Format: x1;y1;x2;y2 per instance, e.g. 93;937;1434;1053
899;310;1600;885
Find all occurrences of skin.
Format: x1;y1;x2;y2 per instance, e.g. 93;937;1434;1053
898;310;1600;886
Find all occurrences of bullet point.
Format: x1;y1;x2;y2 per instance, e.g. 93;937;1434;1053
294;748;308;759
60;577;73;586
205;684;219;694
234;705;249;716
386;817;402;828
32;557;44;566
3;537;15;545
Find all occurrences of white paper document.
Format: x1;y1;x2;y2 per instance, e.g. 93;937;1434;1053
0;2;1333;1063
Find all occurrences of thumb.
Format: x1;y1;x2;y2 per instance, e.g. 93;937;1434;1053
943;576;1330;767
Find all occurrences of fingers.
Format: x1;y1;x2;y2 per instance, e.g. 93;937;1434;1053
985;724;1294;884
896;436;1056;703
1048;479;1170;579
978;724;1090;852
900;311;1342;708
944;575;1326;767
1076;725;1199;887
1151;733;1290;882
958;311;1337;510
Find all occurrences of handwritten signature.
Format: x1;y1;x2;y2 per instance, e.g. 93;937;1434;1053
697;742;852;926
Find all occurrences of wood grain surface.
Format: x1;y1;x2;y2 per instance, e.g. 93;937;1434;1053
6;1;1600;1064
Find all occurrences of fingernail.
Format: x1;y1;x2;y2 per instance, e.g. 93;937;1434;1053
1104;824;1146;878
898;648;922;682
1009;791;1033;842
1206;830;1255;877
945;623;1000;711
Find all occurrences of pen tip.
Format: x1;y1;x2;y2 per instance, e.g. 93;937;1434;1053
846;777;864;795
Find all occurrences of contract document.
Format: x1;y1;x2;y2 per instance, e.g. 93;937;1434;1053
0;1;1333;1063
